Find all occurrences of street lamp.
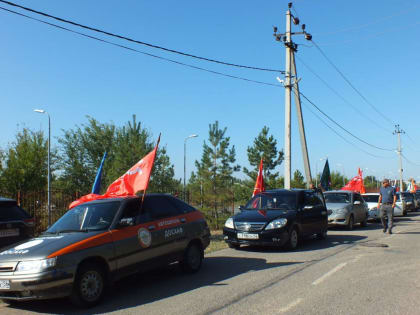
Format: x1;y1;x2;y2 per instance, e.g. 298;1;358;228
184;134;198;201
34;109;51;226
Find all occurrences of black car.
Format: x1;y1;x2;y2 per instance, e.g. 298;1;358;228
223;189;328;250
0;198;34;249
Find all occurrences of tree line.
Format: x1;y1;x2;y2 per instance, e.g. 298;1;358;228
0;115;358;217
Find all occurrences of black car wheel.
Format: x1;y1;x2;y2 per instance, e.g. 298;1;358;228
70;263;106;308
182;243;203;273
347;215;354;231
228;243;240;249
286;227;299;250
316;229;328;240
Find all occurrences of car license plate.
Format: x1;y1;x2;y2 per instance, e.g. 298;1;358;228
237;232;259;240
0;280;10;290
0;229;19;238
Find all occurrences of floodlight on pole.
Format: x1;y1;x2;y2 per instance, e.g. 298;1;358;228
34;109;51;226
184;134;198;201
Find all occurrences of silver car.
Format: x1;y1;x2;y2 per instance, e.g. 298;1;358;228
324;191;369;230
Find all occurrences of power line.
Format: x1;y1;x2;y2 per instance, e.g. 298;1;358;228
294;87;394;152
295;54;392;134
316;4;420;36
300;96;394;159
311;39;395;125
0;6;281;88
0;0;284;74
401;153;420;167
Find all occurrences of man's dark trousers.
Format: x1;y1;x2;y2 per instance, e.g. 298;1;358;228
380;204;394;232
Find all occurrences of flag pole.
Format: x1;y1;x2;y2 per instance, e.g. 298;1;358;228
140;133;161;210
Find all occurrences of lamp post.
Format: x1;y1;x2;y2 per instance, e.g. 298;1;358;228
34;109;51;226
184;134;198;201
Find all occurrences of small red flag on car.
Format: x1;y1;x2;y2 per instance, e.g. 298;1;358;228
252;158;265;197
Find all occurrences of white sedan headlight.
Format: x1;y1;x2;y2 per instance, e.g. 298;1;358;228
16;257;57;273
265;218;287;230
224;217;234;229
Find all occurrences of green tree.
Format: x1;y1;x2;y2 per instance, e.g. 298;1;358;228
58;116;115;194
194;121;239;228
1;128;52;195
291;170;306;188
243;126;284;188
331;171;348;190
58;115;178;195
363;175;379;190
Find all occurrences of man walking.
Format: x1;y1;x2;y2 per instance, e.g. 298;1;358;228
377;179;397;234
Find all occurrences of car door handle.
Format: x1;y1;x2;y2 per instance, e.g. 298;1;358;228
180;218;186;223
321;211;327;215
148;225;156;230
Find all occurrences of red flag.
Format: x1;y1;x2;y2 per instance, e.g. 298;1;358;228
252;158;265;197
69;135;160;209
341;168;365;194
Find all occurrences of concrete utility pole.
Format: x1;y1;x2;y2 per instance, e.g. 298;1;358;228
291;52;312;187
394;125;405;194
274;2;313;189
283;5;292;189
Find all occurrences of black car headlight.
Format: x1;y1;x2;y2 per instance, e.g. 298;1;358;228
265;218;287;230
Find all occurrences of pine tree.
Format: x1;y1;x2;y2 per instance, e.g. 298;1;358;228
243;126;284;188
194;121;239;228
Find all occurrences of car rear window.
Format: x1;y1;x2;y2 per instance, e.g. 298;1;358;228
0;202;31;221
362;195;379;203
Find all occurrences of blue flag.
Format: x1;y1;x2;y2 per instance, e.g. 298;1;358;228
91;152;107;194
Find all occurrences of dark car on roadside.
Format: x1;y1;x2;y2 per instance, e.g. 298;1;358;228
414;191;420;210
0;198;34;249
223;189;328;250
0;194;210;307
399;192;415;212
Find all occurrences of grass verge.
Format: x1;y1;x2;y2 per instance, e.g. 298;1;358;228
205;230;228;254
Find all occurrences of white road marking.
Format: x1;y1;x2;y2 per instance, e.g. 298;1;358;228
351;254;363;263
312;262;347;286
278;298;303;313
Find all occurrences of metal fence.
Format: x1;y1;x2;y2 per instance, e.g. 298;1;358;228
1;190;79;235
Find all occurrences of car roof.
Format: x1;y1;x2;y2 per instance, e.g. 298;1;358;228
0;197;17;203
324;190;354;194
80;193;175;205
264;188;313;194
362;193;379;195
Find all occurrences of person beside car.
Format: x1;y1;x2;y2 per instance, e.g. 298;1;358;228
377;179;397;234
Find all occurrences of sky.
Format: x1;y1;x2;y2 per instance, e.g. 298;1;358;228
1;0;420;184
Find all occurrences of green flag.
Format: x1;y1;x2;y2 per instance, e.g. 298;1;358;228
320;159;331;191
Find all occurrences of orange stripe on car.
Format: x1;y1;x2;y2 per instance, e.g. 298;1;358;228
47;210;205;258
47;231;113;258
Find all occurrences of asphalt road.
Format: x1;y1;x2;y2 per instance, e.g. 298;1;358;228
2;213;420;315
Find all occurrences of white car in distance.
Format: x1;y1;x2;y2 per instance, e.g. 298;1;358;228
362;193;405;222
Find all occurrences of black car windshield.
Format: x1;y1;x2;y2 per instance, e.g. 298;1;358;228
362;195;379;203
244;193;296;210
46;201;121;233
324;193;350;203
